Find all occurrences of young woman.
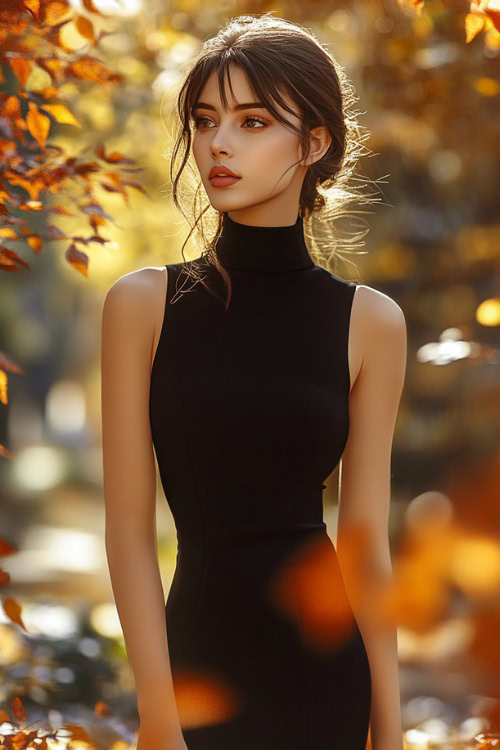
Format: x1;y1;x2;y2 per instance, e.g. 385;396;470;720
101;14;407;750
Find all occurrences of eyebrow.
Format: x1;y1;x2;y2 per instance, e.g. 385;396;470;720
191;101;268;113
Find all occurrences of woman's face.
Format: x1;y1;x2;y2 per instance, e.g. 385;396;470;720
191;64;310;220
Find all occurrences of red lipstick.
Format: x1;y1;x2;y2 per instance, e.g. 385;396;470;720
209;165;241;188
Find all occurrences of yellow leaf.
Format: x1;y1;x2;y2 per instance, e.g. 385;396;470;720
0;228;18;239
26;101;51;149
41;102;81;127
466;11;486;41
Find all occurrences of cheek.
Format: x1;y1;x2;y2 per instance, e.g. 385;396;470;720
243;133;296;171
191;136;202;163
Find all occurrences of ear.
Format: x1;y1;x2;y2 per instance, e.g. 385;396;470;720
304;126;332;166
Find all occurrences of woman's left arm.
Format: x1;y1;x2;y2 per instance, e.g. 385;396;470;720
337;285;407;750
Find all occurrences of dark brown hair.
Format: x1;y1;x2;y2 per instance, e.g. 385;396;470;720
164;13;381;309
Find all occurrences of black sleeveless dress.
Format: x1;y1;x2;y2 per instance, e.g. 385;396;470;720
149;212;372;750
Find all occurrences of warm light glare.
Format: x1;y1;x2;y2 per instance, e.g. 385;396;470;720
449;536;500;595
90;602;123;638
476;297;500;326
69;0;143;17
416;339;472;365
405;491;453;529
17;525;104;573
13;446;66;491
22;603;79;639
46;380;86;434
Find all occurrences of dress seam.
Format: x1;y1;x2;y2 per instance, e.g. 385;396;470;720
175;266;208;639
293;585;310;749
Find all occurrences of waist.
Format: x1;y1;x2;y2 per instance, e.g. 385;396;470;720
176;521;328;559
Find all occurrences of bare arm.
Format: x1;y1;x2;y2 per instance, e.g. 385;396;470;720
337;285;407;750
101;267;185;747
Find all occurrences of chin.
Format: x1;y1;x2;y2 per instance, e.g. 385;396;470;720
208;197;248;212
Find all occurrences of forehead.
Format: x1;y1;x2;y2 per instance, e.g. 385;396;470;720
198;65;253;106
196;63;297;118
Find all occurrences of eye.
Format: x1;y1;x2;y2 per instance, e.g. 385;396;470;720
192;115;269;130
243;116;268;128
193;116;212;129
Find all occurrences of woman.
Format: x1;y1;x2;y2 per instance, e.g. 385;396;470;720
101;14;407;750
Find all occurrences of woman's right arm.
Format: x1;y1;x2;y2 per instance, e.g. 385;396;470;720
101;268;186;749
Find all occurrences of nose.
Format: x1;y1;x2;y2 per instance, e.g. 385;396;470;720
210;126;233;158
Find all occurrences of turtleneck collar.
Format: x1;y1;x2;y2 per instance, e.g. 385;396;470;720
215;211;314;273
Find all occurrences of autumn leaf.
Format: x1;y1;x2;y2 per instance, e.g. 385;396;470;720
11;695;27;723
3;596;28;631
0;352;24;375
8;57;32;87
75;14;95;42
0;444;15;459
466;11;487;41
94;701;111;717
0;568;11;586
40;102;81;127
65;242;89;277
65;723;96;748
0;370;7;405
26;101;51;149
0;538;18;557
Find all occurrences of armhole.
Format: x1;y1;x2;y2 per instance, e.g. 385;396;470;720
151;264;174;376
346;282;358;396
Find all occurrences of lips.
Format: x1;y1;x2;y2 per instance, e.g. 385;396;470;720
209;165;240;180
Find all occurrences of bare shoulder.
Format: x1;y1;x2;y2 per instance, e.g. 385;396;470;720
102;266;168;375
104;265;166;311
353;284;406;349
103;264;167;333
354;284;406;331
350;284;406;384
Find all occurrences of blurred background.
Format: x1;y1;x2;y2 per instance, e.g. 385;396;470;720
0;0;499;748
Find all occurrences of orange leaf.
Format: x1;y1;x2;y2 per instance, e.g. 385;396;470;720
0;369;7;405
75;15;95;42
0;351;24;374
41;103;81;127
44;1;72;26
65;243;89;277
26;234;43;252
70;55;122;84
1;95;21;119
0;444;15;459
96;145;134;164
8;57;31;87
26;101;51;149
94;701;111;717
3;596;28;631
0;538;18;556
0;708;10;722
65;723;96;747
11;695;26;723
0;568;11;586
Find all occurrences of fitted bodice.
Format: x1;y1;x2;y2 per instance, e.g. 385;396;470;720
149;211;357;543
